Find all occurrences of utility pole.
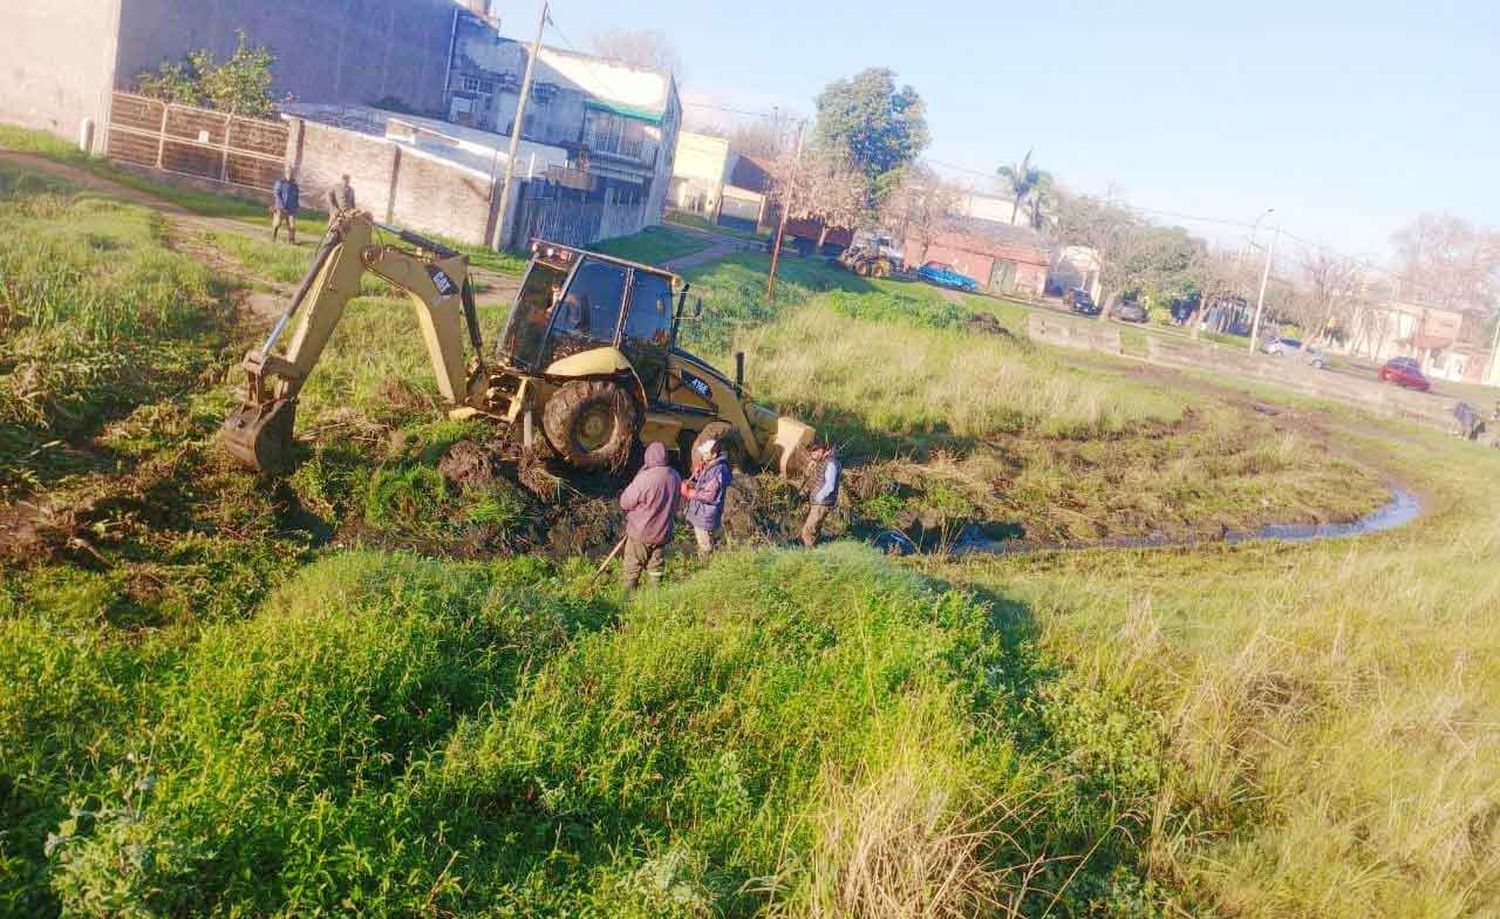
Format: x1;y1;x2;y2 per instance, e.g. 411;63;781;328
764;119;805;301
490;0;548;251
1249;226;1278;353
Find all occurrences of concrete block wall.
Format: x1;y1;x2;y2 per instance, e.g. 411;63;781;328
388;146;495;245
289;118;496;246
1028;314;1123;354
114;0;457;114
0;0;123;152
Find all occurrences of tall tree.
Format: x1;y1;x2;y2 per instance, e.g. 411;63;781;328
1053;193;1140;302
996;150;1050;227
587;28;682;76
812;68;929;210
1186;247;1244;338
1025;168;1057;230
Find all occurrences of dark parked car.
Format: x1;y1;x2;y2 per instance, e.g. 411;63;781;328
1109;296;1148;323
915;262;980;292
1065;288;1100;315
1378;356;1431;392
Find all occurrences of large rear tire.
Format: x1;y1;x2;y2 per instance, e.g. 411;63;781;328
691;420;749;472
542;379;640;470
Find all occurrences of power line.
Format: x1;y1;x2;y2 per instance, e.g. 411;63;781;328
681;101;786;118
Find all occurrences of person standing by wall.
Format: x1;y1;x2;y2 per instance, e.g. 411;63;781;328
326;173;356;215
800;441;841;548
618;442;681;589
270;168;299;244
682;438;731;562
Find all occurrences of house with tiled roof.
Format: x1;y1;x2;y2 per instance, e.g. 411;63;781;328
904;218;1052;298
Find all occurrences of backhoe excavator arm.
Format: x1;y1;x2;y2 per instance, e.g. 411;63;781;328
221;210;485;472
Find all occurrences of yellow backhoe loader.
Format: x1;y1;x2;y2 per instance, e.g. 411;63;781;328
221;210;813;475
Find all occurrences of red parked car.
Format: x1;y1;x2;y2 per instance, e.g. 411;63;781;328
1378;356;1431;392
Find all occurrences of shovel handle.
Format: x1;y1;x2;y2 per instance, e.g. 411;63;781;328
591;536;628;582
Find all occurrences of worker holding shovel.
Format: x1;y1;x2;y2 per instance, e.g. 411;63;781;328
617;441;681;590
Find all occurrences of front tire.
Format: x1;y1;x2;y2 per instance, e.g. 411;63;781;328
691;420;748;471
542;379;640;470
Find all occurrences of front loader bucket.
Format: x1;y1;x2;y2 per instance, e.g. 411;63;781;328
220;398;298;473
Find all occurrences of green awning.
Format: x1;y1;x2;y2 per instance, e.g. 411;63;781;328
583;99;663;125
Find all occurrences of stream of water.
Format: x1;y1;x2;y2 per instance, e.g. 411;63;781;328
876;488;1424;558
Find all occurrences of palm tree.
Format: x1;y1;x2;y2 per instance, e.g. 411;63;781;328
1026;169;1056;230
996;149;1045;227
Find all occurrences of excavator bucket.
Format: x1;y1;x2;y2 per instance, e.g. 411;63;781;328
220;398;298;473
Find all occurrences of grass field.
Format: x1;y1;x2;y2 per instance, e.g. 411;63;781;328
664;209;768;241
1;154;1493;916
591;224;711;265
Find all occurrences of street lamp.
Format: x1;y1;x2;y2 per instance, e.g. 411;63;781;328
1248;216;1279;354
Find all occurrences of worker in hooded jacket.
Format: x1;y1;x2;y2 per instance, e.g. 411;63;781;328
619;441;681;589
682;438;732;561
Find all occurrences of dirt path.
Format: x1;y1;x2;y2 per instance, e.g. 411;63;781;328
0;149;190;213
660;224;757;272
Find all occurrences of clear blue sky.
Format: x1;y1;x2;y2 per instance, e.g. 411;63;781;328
499;0;1499;260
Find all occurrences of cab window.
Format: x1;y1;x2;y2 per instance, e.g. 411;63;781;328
622;272;674;346
558;258;627;344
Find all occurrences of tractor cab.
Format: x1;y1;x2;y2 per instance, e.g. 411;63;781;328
497;241;684;398
487;239;810;475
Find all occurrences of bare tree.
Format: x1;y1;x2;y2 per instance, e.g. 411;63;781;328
587;28;682;77
880;167;960;257
727;120;785;159
1186;247;1243;338
771;148;866;249
1391;214;1500;338
1295;251;1363;347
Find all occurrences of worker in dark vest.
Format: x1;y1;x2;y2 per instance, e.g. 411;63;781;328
800;441;841;547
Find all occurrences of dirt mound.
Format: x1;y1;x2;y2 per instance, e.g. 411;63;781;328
437;440;502;487
965;313;1017;340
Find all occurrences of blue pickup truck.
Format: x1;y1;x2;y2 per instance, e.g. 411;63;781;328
914;262;980;292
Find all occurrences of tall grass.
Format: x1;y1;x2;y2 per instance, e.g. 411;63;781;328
0;125;270;220
0;166;229;494
943;425;1500;915
741;303;1185;441
678;252;867;355
13;546;1169;915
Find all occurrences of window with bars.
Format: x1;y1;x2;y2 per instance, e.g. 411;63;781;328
582;110;646;160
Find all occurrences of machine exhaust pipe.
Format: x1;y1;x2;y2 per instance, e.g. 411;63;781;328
735;351;745;388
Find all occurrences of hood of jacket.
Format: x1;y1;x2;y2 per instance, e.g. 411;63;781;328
643;441;669;469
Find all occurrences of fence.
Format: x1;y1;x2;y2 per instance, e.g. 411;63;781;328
511;181;651;250
106;92;287;192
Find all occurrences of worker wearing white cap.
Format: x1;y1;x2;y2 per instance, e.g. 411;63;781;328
681;437;732;562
